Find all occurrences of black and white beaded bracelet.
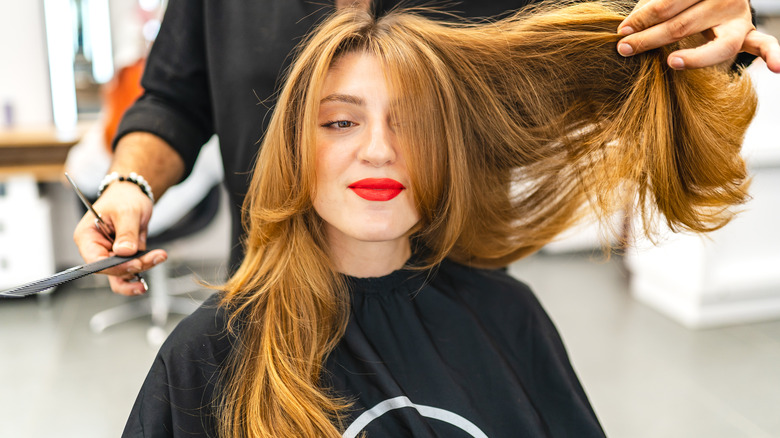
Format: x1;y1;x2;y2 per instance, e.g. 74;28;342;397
97;172;155;203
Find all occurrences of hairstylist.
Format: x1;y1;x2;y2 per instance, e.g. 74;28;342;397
73;0;780;296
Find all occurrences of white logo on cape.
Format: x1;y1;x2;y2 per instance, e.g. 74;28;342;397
342;396;489;438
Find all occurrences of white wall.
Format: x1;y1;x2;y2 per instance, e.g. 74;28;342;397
754;0;780;15
0;0;53;127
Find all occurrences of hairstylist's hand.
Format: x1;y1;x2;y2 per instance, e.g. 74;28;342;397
617;0;780;72
73;182;167;296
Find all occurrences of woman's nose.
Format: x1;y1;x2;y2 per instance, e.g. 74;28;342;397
357;122;397;167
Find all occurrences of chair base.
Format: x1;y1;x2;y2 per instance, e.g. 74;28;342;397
88;263;204;345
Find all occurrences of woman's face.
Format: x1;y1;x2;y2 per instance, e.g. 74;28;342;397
313;52;420;261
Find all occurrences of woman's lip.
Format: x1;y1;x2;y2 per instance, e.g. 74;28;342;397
348;178;405;190
348;178;405;201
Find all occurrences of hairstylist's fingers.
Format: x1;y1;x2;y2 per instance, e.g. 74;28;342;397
618;1;738;57
618;0;699;36
99;248;168;279
742;29;780;73
663;21;753;69
109;274;148;296
73;207;140;278
84;247;166;295
74;209;114;263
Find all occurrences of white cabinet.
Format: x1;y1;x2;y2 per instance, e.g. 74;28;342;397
0;175;55;293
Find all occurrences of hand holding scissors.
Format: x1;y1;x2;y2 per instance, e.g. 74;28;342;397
69;173;167;296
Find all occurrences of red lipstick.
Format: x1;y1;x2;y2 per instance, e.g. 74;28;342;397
348;178;405;201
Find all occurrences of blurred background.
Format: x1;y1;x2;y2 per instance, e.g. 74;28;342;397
1;0;779;437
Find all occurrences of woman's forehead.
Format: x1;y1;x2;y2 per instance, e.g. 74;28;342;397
319;52;394;102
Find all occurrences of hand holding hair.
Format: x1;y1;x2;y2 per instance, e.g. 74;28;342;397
617;0;780;72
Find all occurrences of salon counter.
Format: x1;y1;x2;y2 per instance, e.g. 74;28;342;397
0;125;83;181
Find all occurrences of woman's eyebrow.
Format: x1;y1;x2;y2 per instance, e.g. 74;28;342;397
320;93;365;106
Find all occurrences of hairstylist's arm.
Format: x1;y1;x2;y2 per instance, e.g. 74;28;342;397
73;132;184;295
616;0;780;72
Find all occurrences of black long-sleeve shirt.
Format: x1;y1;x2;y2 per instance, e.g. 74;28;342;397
123;259;604;437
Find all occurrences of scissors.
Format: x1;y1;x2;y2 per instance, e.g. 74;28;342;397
1;174;151;297
66;172;115;239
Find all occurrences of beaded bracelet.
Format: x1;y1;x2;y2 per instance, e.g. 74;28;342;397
97;172;155;203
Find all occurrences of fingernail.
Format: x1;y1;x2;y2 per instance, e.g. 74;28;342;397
619;26;634;36
116;241;135;250
669;57;685;70
618;43;634;57
152;256;165;265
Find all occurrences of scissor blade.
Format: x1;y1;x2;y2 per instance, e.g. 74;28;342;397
64;172;115;240
0;252;149;298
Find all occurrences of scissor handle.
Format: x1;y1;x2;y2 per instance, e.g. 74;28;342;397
94;217;115;241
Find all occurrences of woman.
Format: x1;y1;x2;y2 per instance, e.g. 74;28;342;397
123;2;756;437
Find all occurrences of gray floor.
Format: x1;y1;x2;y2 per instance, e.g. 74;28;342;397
2;253;779;438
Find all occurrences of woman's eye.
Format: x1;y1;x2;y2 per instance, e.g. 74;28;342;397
323;120;355;129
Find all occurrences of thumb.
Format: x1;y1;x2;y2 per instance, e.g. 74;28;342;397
112;212;144;256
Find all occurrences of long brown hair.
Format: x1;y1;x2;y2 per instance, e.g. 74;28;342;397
217;1;756;436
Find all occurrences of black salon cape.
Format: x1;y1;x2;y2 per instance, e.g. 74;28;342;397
122;259;604;437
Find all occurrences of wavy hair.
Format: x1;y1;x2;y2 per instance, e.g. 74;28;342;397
217;1;756;436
